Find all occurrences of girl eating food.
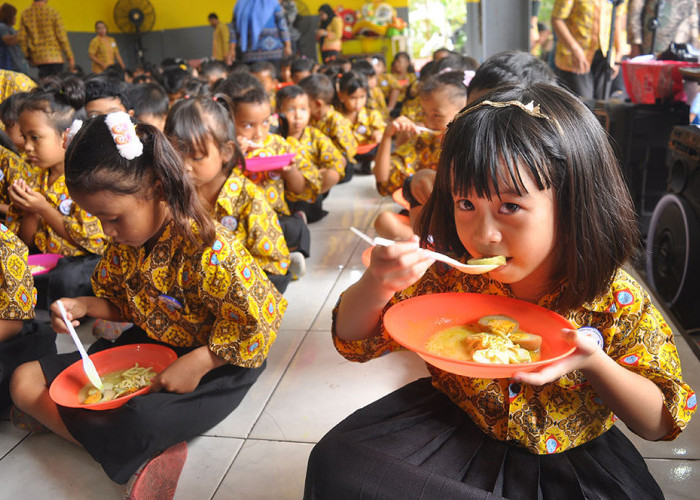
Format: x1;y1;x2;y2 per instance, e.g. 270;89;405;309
304;83;696;499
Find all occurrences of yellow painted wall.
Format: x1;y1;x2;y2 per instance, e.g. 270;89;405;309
10;0;408;32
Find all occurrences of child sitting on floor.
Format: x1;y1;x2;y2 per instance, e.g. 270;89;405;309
165;95;292;293
305;82;696;500
10;112;286;500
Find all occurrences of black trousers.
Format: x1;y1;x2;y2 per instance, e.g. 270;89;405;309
557;50;626;100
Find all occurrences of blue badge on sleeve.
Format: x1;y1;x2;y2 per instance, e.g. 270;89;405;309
578;327;604;350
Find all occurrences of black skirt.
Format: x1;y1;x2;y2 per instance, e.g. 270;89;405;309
304;378;664;500
33;254;101;310
0;319;56;410
279;214;311;257
40;326;264;484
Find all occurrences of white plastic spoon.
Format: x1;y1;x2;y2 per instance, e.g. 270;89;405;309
57;300;103;390
415;125;441;135
350;227;503;275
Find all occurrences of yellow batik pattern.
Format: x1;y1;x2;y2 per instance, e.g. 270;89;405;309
344;107;386;145
400;96;425;124
18;3;73;65
88;36;121;73
0;70;36;104
287;126;345;180
376;131;442;196
378;73;400;101
0;223;35;320
311;107;358;163
0;147;41;207
214;171;290;276
92;220;287;367
367;86;389;119
237;133;320;214
552;0;614;72
332;266;696;455
5;171;106;256
393;72;417;102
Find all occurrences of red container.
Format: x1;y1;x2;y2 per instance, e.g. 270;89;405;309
621;60;700;104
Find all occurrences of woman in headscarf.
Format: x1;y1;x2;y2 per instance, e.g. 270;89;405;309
228;0;291;67
316;4;343;64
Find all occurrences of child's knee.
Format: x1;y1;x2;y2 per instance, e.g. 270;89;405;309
10;361;45;407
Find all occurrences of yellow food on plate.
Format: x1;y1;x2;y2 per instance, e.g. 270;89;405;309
425;315;542;364
29;264;47;273
79;363;156;404
467;255;506;266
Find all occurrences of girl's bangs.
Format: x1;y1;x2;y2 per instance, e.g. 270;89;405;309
170;104;211;157
447;110;553;199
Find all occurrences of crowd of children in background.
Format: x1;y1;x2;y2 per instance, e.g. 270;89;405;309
0;43;695;500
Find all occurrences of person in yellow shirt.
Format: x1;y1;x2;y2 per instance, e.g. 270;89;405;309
208;13;230;62
17;0;74;78
88;21;124;74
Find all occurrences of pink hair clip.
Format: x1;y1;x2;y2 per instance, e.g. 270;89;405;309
104;112;143;160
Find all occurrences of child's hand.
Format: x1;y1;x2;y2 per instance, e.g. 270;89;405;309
410;170;437;205
150;346;223;394
384;116;417;140
9;179;48;215
237;136;253;155
50;298;88;333
512;328;603;386
370;129;383;143
366;235;435;294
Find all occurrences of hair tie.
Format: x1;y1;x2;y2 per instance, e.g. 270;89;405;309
463;70;475;87
437;67;454;75
179;63;187;71
105;112;143;160
66;119;83;147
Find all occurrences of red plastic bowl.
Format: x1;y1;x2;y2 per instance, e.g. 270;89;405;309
356;143;378;155
245;153;296;172
392;187;410;210
49;344;177;410
383;293;575;378
27;253;63;275
621;60;700;104
361;246;372;267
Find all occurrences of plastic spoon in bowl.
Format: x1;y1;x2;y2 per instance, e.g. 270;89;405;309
56;300;103;390
350;227;503;275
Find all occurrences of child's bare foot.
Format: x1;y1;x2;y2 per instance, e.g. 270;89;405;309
124;441;187;500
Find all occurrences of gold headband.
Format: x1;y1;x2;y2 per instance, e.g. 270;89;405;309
456;100;552;121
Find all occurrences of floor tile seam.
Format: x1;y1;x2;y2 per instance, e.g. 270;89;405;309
208;440;246;500
0;432;31;462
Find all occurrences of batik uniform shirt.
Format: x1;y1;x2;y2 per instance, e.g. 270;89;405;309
212;22;230;61
287;126;345;180
378;73;400;101
552;0;615;72
393;72;416;102
214;171;290;276
376;131;442;197
400;95;424;124
237;133;320;214
88;36;121;73
93;220;287;367
5;171;106;257
367;86;389;119
311;107;358;163
332;266;696;455
0;223;35;320
0;147;40;207
344;107;386;145
18;2;73;65
0;69;35;104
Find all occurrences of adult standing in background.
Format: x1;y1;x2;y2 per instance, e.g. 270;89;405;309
0;3;29;75
88;21;124;74
209;12;230;62
551;0;625;100
226;0;291;66
279;0;300;55
18;0;74;78
627;0;699;56
316;4;342;63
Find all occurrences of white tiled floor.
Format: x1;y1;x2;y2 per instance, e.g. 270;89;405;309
1;174;699;499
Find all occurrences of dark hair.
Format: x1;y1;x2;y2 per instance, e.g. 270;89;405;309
419;71;468;102
102;64;126;82
200;60;228;79
161;64;190;95
94;20;106;29
291;57;315;76
249;60;276;76
84;76;130;109
298;73;334;103
0;128;18;154
433;47;452;58
469;51;557;93
20;76;85;133
181;76;211;99
420;83;638;314
318;4;335;29
0;91;30;127
275;84;306;111
231;85;270;111
128;82;169;118
208;13;218;20
335;71;368;108
0;3;17;24
215;72;264;101
351;59;376;78
65;115;216;248
164;94;243;176
280;55;294;69
391;51;415;74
